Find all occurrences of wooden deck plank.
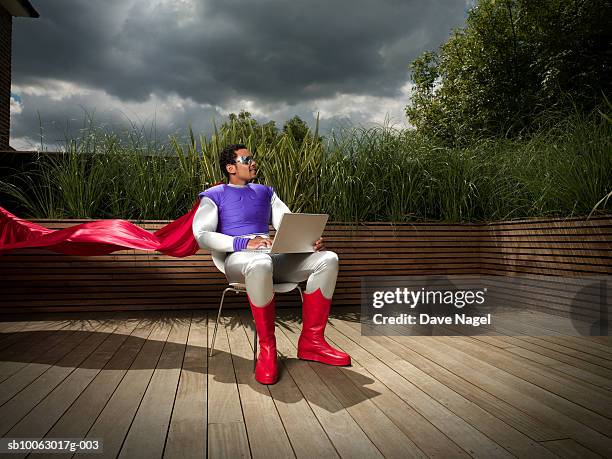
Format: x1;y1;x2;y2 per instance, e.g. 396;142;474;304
0;320;77;382
208;422;251;459
4;317;144;459
224;313;295;459
538;336;612;359
462;334;516;349
510;311;607;339
0;316;78;334
370;329;612;457
454;324;612;379
240;311;342;458
35;317;158;459
470;331;612;374
119;312;192;459
73;312;172;459
206;315;245;424
0;319;30;333
207;314;251;459
502;345;612;389
0;321;67;354
308;363;426;459
472;334;612;381
163;312;208;459
6;318;140;433
327;318;552;458
590;336;612;346
329;363;472;459
374;318;612;429
540;438;602;458
438;335;612;417
0;309;608;458
337;319;567;443
0;318;118;436
0;321;108;405
0;319;37;349
278;314;446;459
516;336;612;370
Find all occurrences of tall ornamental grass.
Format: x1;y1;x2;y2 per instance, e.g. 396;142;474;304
1;111;610;223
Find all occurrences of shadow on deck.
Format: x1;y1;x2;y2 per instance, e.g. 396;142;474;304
0;308;610;458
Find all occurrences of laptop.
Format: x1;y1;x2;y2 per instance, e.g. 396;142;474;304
245;213;329;254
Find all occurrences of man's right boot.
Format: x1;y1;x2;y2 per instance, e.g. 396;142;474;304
248;294;278;384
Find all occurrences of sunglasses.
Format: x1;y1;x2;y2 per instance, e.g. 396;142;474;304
234;155;256;165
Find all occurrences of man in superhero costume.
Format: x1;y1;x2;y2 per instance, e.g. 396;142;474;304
192;144;351;384
0;144;351;385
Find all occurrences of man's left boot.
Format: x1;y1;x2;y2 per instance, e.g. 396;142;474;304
297;288;351;366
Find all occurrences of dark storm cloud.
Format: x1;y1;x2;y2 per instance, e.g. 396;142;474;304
12;0;467;106
9;89;223;150
9;88;368;151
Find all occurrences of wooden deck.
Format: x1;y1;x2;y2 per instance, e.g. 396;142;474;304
0;308;610;458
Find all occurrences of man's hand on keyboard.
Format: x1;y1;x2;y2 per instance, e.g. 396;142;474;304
313;237;325;251
247;236;272;250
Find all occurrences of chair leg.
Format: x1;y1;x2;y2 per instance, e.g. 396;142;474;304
209;288;231;357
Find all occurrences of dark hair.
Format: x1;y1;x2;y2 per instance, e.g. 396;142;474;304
219;143;246;179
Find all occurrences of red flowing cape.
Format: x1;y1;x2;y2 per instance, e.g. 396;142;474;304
0;201;201;257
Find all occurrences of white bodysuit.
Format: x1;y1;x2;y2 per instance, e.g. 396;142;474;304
191;183;339;307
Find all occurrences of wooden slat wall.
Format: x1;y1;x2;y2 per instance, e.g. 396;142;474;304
0;216;610;313
479;216;611;321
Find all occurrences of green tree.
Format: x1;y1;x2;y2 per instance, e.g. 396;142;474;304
283;115;310;145
219;110;279;148
406;0;612;143
282;115;323;145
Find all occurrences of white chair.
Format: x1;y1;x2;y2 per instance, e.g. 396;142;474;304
209;282;303;361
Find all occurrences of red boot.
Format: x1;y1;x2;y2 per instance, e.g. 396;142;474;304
298;288;351;366
248;294;278;384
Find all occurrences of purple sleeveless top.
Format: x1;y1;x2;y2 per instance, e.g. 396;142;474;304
198;183;273;238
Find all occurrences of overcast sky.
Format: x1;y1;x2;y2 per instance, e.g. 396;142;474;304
10;0;471;150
